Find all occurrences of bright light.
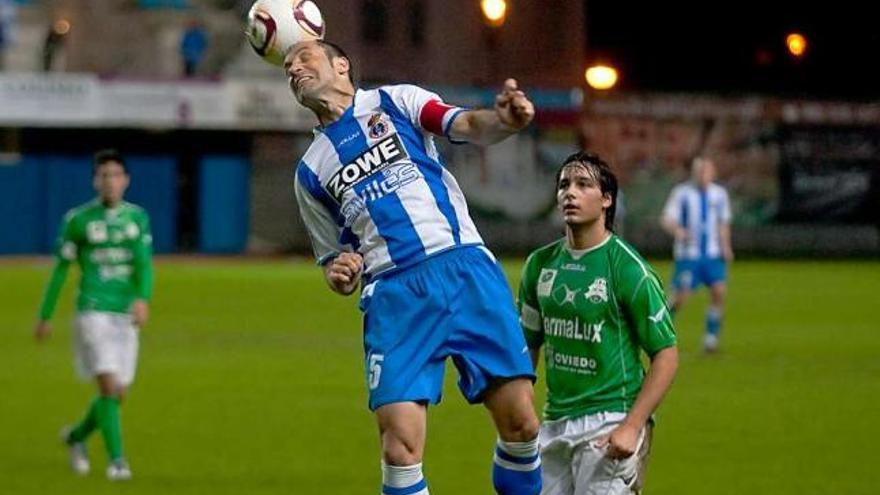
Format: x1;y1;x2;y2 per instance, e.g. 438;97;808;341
481;0;507;28
786;32;807;57
53;19;71;35
585;65;618;90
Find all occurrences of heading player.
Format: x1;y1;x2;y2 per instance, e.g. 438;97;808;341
286;40;542;495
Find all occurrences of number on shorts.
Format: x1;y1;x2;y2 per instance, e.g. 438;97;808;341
368;353;384;390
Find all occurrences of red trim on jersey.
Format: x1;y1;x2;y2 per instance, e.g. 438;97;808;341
419;99;456;136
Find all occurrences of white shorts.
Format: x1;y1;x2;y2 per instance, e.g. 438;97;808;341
73;311;139;387
539;412;652;495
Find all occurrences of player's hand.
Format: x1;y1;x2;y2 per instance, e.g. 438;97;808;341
34;320;52;342
723;246;735;263
494;78;534;131
595;423;640;459
325;252;364;295
675;227;690;242
131;300;149;327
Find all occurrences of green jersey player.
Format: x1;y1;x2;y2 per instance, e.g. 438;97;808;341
518;152;678;495
34;149;153;481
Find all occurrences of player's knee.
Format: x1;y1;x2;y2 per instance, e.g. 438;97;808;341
499;412;540;442
381;433;423;465
97;377;122;398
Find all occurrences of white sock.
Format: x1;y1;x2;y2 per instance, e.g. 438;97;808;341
381;461;429;495
497;437;539;458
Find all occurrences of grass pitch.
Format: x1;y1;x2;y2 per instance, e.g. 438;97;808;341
1;257;877;494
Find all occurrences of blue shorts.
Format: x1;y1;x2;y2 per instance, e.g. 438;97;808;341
672;258;727;291
359;245;535;411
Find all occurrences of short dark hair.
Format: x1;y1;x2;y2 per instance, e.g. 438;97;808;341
556;151;618;231
317;40;355;85
93;149;128;175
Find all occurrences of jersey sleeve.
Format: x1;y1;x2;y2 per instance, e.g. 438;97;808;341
294;163;345;265
37;211;78;320
132;210;154;301
661;186;682;225
620;269;677;356
382;84;466;139
517;253;544;349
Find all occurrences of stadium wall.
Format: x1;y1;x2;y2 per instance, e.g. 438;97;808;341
1;75;877;257
0;152;250;254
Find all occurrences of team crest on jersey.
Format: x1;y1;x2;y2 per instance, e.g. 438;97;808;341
585;277;608;303
536;268;558;297
367;113;389;139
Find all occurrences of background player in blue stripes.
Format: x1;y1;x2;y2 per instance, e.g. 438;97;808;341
661;156;734;352
285;40;542;495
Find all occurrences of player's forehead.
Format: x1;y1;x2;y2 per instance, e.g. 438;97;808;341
286;41;324;62
558;162;600;184
692;157;715;173
95;161;126;176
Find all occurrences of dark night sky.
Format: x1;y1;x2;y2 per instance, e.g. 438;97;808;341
586;1;880;99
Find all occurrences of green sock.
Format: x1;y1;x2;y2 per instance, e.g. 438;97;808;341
96;396;124;461
68;397;100;443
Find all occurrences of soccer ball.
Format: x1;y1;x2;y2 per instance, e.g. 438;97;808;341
246;0;325;67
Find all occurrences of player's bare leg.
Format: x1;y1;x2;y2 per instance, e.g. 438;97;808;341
704;282;727;353
97;372;126;399
484;378;540;442
669;288;691;316
483;378;542;495
376;402;429;494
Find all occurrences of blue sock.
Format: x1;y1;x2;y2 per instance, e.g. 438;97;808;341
492;438;542;495
706;305;722;336
381;462;429;495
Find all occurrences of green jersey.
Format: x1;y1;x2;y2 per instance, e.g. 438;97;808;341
38;200;153;320
518;234;676;421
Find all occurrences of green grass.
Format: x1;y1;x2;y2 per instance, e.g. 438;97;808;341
1;258;878;494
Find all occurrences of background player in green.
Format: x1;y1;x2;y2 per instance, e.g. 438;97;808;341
518;152;679;494
34;149;153;481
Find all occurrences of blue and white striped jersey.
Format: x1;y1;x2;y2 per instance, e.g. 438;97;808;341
662;182;732;260
294;84;484;279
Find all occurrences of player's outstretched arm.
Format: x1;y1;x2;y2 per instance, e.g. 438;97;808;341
323;252;364;296
597;346;678;458
448;78;534;146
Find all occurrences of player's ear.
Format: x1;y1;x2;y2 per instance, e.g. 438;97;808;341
333;56;350;77
602;192;613;209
